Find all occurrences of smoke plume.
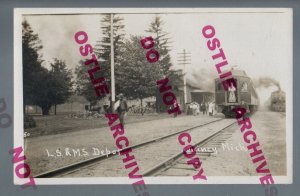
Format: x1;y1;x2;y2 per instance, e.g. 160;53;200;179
254;77;281;90
187;68;217;92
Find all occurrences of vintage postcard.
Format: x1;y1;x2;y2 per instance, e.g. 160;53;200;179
14;8;292;186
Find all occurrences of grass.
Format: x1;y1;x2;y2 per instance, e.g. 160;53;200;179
25;113;168;137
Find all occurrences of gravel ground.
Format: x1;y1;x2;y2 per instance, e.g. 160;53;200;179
200;111;286;176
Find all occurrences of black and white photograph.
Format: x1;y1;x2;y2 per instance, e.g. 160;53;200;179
13;8;292;185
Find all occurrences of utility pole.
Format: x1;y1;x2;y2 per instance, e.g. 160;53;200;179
177;49;191;110
110;13;115;112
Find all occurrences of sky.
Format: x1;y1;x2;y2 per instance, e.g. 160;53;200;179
24;10;292;104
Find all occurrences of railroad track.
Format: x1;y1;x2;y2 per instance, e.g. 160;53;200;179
142;121;237;176
34;118;235;178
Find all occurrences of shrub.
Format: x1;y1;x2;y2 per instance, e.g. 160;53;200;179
24;115;36;128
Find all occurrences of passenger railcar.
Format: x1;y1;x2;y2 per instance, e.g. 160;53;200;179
215;70;259;118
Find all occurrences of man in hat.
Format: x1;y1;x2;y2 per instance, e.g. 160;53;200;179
116;93;128;126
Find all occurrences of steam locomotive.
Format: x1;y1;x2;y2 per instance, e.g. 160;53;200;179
215;70;259;118
270;90;285;112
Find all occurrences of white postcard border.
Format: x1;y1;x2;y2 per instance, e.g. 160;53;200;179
14;7;293;185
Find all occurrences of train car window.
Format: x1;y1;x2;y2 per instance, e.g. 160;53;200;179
227;79;238;103
241;82;248;92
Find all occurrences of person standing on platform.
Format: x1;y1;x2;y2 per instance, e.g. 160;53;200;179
195;102;200;115
208;102;214;116
172;101;180;117
116;93;128;126
205;102;209;115
200;102;206;115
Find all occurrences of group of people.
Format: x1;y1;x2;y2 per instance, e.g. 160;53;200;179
188;102;201;116
187;101;215;116
105;93;217;126
200;102;215;116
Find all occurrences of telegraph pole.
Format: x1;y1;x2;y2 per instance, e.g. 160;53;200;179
177;49;191;109
110;13;115;112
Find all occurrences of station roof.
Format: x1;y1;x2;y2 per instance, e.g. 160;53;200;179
214;69;248;80
231;69;247;77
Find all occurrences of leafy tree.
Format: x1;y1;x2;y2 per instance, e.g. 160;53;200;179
22;20;74;115
31;59;73;116
22;20;44;110
31;67;53;115
49;59;73;115
118;36;161;107
168;70;184;91
74;60;99;106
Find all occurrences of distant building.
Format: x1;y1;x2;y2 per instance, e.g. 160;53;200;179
157;69;214;112
55;95;90;113
176;84;214;111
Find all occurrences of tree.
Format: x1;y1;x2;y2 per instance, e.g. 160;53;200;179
31;67;53;115
22;20;44;111
117;36;161;107
146;15;173;112
94;14;126;87
22;21;73;116
31;59;73;116
146;15;172;76
49;59;73;115
75;60;99;106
